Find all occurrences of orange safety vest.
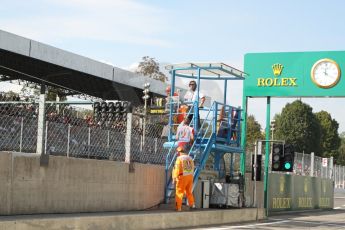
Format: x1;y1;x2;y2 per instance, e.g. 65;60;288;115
173;154;194;178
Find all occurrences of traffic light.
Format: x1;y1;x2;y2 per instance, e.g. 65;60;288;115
283;144;294;172
272;143;283;171
93;102;101;121
114;102;122;122
108;102;115;121
100;101;108;124
121;101;130;122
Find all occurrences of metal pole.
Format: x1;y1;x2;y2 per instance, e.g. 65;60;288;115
125;111;133;163
223;80;227;105
264;97;271;217
37;84;48;166
19;117;23;152
329;157;333;179
143;99;146;152
67;124;70;158
302;151;305;176
140;117;143;151
44;121;48;154
107;130;110;148
253;143;257;207
37;84;46;155
195;68;201;133
88;127;91;158
343;166;345;188
168;70;175;142
310;152;314;177
240;96;248;175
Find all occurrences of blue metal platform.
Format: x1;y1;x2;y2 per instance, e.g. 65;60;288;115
163;63;246;204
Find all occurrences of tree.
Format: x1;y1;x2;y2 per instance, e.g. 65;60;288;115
315;111;341;158
274;100;321;155
337;132;345;165
246;115;264;152
21;82;67;101
136;56;167;82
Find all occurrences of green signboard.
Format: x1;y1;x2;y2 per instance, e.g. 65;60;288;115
244;51;345;97
268;173;333;212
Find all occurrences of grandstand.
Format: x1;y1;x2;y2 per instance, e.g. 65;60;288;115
0;29;170;165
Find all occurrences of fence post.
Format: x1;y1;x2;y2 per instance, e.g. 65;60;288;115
341;166;345;188
140;116;143;152
107;130;110;148
37;84;48;166
329;157;333;179
44;121;48;154
310;152;314;177
302;151;305;176
88;127;91;158
125;107;133;163
67;124;71;158
19;117;24;152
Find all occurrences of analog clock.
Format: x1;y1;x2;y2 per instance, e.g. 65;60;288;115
311;58;341;88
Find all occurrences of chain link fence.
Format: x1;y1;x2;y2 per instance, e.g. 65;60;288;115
334;164;345;189
0;95;169;165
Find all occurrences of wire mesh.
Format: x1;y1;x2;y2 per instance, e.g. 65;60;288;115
0;101;38;152
130;112;167;165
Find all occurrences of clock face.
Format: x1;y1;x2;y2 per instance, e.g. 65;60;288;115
311;58;341;88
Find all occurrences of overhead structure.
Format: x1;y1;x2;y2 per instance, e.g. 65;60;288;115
163;62;246;203
0;30;167;104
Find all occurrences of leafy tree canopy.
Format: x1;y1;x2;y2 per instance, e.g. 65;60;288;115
246;114;264;152
136;56;167;82
315;110;341;158
274;100;321;155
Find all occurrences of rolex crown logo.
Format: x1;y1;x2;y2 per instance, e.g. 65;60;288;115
272;63;283;76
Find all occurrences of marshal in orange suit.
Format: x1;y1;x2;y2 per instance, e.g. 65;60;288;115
172;144;196;211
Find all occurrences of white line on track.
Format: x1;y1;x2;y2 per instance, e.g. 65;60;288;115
334;207;342;209
270;218;345;227
205;220;289;229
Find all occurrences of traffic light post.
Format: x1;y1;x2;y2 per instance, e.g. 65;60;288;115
253;139;286;216
253;139;296;217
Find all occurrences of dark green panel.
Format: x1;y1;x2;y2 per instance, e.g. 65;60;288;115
244;51;345;97
269;173;292;211
269;173;333;212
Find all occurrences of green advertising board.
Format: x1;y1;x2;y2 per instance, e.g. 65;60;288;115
269;173;333;212
244;51;345;97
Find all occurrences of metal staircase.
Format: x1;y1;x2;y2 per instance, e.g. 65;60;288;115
164;101;243;204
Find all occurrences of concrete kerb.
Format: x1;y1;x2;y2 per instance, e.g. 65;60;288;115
0;208;265;230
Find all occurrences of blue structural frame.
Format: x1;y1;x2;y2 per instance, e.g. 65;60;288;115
163;63;246;203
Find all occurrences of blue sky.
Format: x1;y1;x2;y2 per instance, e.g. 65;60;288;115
1;0;345;134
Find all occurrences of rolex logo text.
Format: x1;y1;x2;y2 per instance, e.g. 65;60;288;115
257;63;298;87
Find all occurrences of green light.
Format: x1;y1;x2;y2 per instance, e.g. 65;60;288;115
284;162;291;170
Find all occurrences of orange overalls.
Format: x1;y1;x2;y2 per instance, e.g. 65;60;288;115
172;153;195;211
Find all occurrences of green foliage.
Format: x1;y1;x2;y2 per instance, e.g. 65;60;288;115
336;132;345;165
246;114;264;152
21;82;67;101
315;111;341;157
274;100;321;155
136;56;167;82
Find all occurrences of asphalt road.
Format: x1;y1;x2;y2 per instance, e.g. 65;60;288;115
187;190;345;230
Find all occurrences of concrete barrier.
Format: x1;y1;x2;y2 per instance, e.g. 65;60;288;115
0;208;265;230
0;152;165;215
